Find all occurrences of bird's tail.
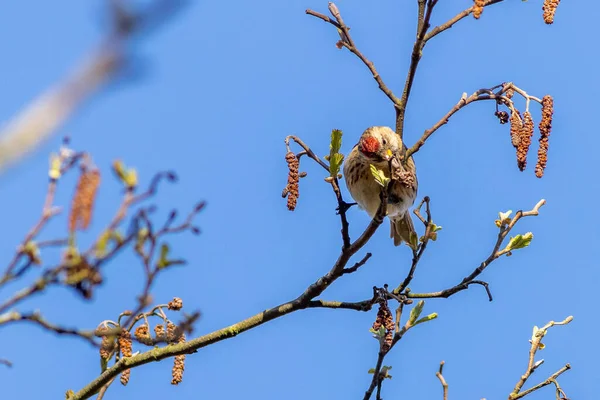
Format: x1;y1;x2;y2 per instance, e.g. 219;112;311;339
390;211;416;248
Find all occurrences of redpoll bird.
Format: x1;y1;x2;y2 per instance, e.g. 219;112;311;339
343;126;418;247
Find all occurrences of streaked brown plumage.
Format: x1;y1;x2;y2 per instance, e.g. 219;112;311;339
343;126;418;247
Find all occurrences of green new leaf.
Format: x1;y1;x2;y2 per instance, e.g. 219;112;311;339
157;243;170;269
407;300;425;326
23;241;41;265
367;368;376;374
96;231;110;258
329;153;344;176
413;312;438;327
380;365;393;379
507;232;533;251
49;153;61;180
369;326;386;338
369;164;390;187
328;129;344;176
330;129;343;154
495;210;513;227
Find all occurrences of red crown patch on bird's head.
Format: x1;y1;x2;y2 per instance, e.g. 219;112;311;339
360;136;380;155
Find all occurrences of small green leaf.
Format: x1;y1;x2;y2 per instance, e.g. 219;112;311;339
96;231;110;258
157;243;170;269
328;129;344;176
367;368;376;374
369;164;390;187
22;241;42;265
413;312;438;327
369;326;386;338
329;153;345;176
124;169;138;188
49;153;62;180
100;357;108;373
380;365;393;380
407;300;425;326
406;232;419;249
495;210;513;227
506;232;533;251
330;129;343;154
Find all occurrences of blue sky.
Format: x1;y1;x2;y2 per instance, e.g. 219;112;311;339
0;1;594;399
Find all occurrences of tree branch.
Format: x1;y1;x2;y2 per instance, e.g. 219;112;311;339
436;361;448;400
71;155;395;400
425;0;505;42
0;0;187;174
407;199;546;300
396;0;439;138
509;316;573;399
0;311;99;346
306;5;401;108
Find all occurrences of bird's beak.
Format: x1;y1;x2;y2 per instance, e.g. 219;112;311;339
383;149;393;161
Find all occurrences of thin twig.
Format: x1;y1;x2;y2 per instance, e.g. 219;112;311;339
407;200;545;300
306;5;401;107
0;311;98;346
436;361;448;400
511;364;570;400
509;316;573;399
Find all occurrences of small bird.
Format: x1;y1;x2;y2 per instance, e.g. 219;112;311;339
343;126;418;247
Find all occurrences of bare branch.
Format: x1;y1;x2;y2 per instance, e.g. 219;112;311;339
436;361;449;400
407;200;546;300
0;1;187;174
0;311;98;346
306;5;401;107
509;316;573;399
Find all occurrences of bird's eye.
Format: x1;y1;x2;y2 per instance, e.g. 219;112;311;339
382;139;387;145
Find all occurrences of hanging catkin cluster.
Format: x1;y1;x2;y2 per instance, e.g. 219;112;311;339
282;152;300;211
69;169;100;233
372;302;395;351
517;111;535;171
536;95;554;178
134;323;154;345
472;0;485;19
171;333;187;385
510;110;523;149
542;0;561;24
119;330;133;386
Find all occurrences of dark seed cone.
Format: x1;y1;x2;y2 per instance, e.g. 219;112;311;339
283;152;300;211
69;169;100;233
542;0;560;24
171;333;187;385
536;95;554;178
517;111;535;171
473;0;485;19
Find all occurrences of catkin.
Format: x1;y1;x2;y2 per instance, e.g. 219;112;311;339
473;0;485;19
542;0;560;24
517;111;535;171
283;152;300;211
536;95;554;178
171;333;186;385
69;169;100;233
